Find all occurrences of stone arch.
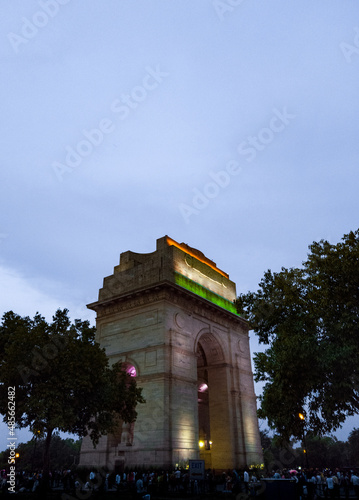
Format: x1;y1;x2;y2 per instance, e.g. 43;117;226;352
80;236;263;470
194;331;226;466
109;356;140;377
194;329;225;365
122;360;138;378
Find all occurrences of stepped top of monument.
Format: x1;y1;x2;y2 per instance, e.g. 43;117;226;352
91;236;238;315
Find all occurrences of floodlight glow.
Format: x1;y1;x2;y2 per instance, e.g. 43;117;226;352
166;236;229;278
126;366;137;377
198;383;208;392
174;272;239;315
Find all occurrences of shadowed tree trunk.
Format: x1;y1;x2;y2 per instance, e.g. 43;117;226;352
43;428;53;476
39;428;53;498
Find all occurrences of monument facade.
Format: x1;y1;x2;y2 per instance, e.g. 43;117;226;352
79;236;262;471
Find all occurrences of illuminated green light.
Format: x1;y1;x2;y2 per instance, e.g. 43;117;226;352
174;272;239;315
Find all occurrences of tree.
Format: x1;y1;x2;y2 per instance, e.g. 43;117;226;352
297;434;349;469
260;430;299;472
348;428;359;466
236;229;359;441
0;309;144;480
0;434;82;472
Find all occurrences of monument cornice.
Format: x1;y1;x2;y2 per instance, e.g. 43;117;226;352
87;280;248;331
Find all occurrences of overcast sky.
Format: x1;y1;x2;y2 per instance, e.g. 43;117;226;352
1;0;359;452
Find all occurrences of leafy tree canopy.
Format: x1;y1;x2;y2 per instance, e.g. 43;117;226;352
260;430;352;470
237;229;359;441
0;309;144;473
0;434;82;471
348;427;359;467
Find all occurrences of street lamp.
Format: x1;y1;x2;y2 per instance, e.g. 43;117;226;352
298;413;309;468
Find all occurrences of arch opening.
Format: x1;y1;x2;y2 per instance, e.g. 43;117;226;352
196;341;211;464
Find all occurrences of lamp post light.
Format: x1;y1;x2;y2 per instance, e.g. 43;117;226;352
298;413;309;469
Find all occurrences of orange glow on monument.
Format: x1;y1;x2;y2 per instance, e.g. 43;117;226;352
165;236;229;279
164;236;237;312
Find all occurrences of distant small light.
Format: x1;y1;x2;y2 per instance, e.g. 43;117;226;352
199;441;205;448
198;383;208;392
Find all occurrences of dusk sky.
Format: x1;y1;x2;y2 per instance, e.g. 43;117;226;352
1;1;359;451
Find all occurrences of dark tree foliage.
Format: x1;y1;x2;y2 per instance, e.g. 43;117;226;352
237;230;359;441
260;431;351;470
260;430;298;472
0;309;144;476
298;434;350;469
348;427;359;467
0;434;82;471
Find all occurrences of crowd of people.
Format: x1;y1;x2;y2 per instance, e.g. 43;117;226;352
1;466;359;498
220;468;359;499
1;468;205;496
262;468;359;499
1;469;78;494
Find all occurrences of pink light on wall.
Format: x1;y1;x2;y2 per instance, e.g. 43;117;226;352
198;383;208;392
126;365;137;377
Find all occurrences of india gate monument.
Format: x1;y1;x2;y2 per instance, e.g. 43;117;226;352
80;236;262;471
